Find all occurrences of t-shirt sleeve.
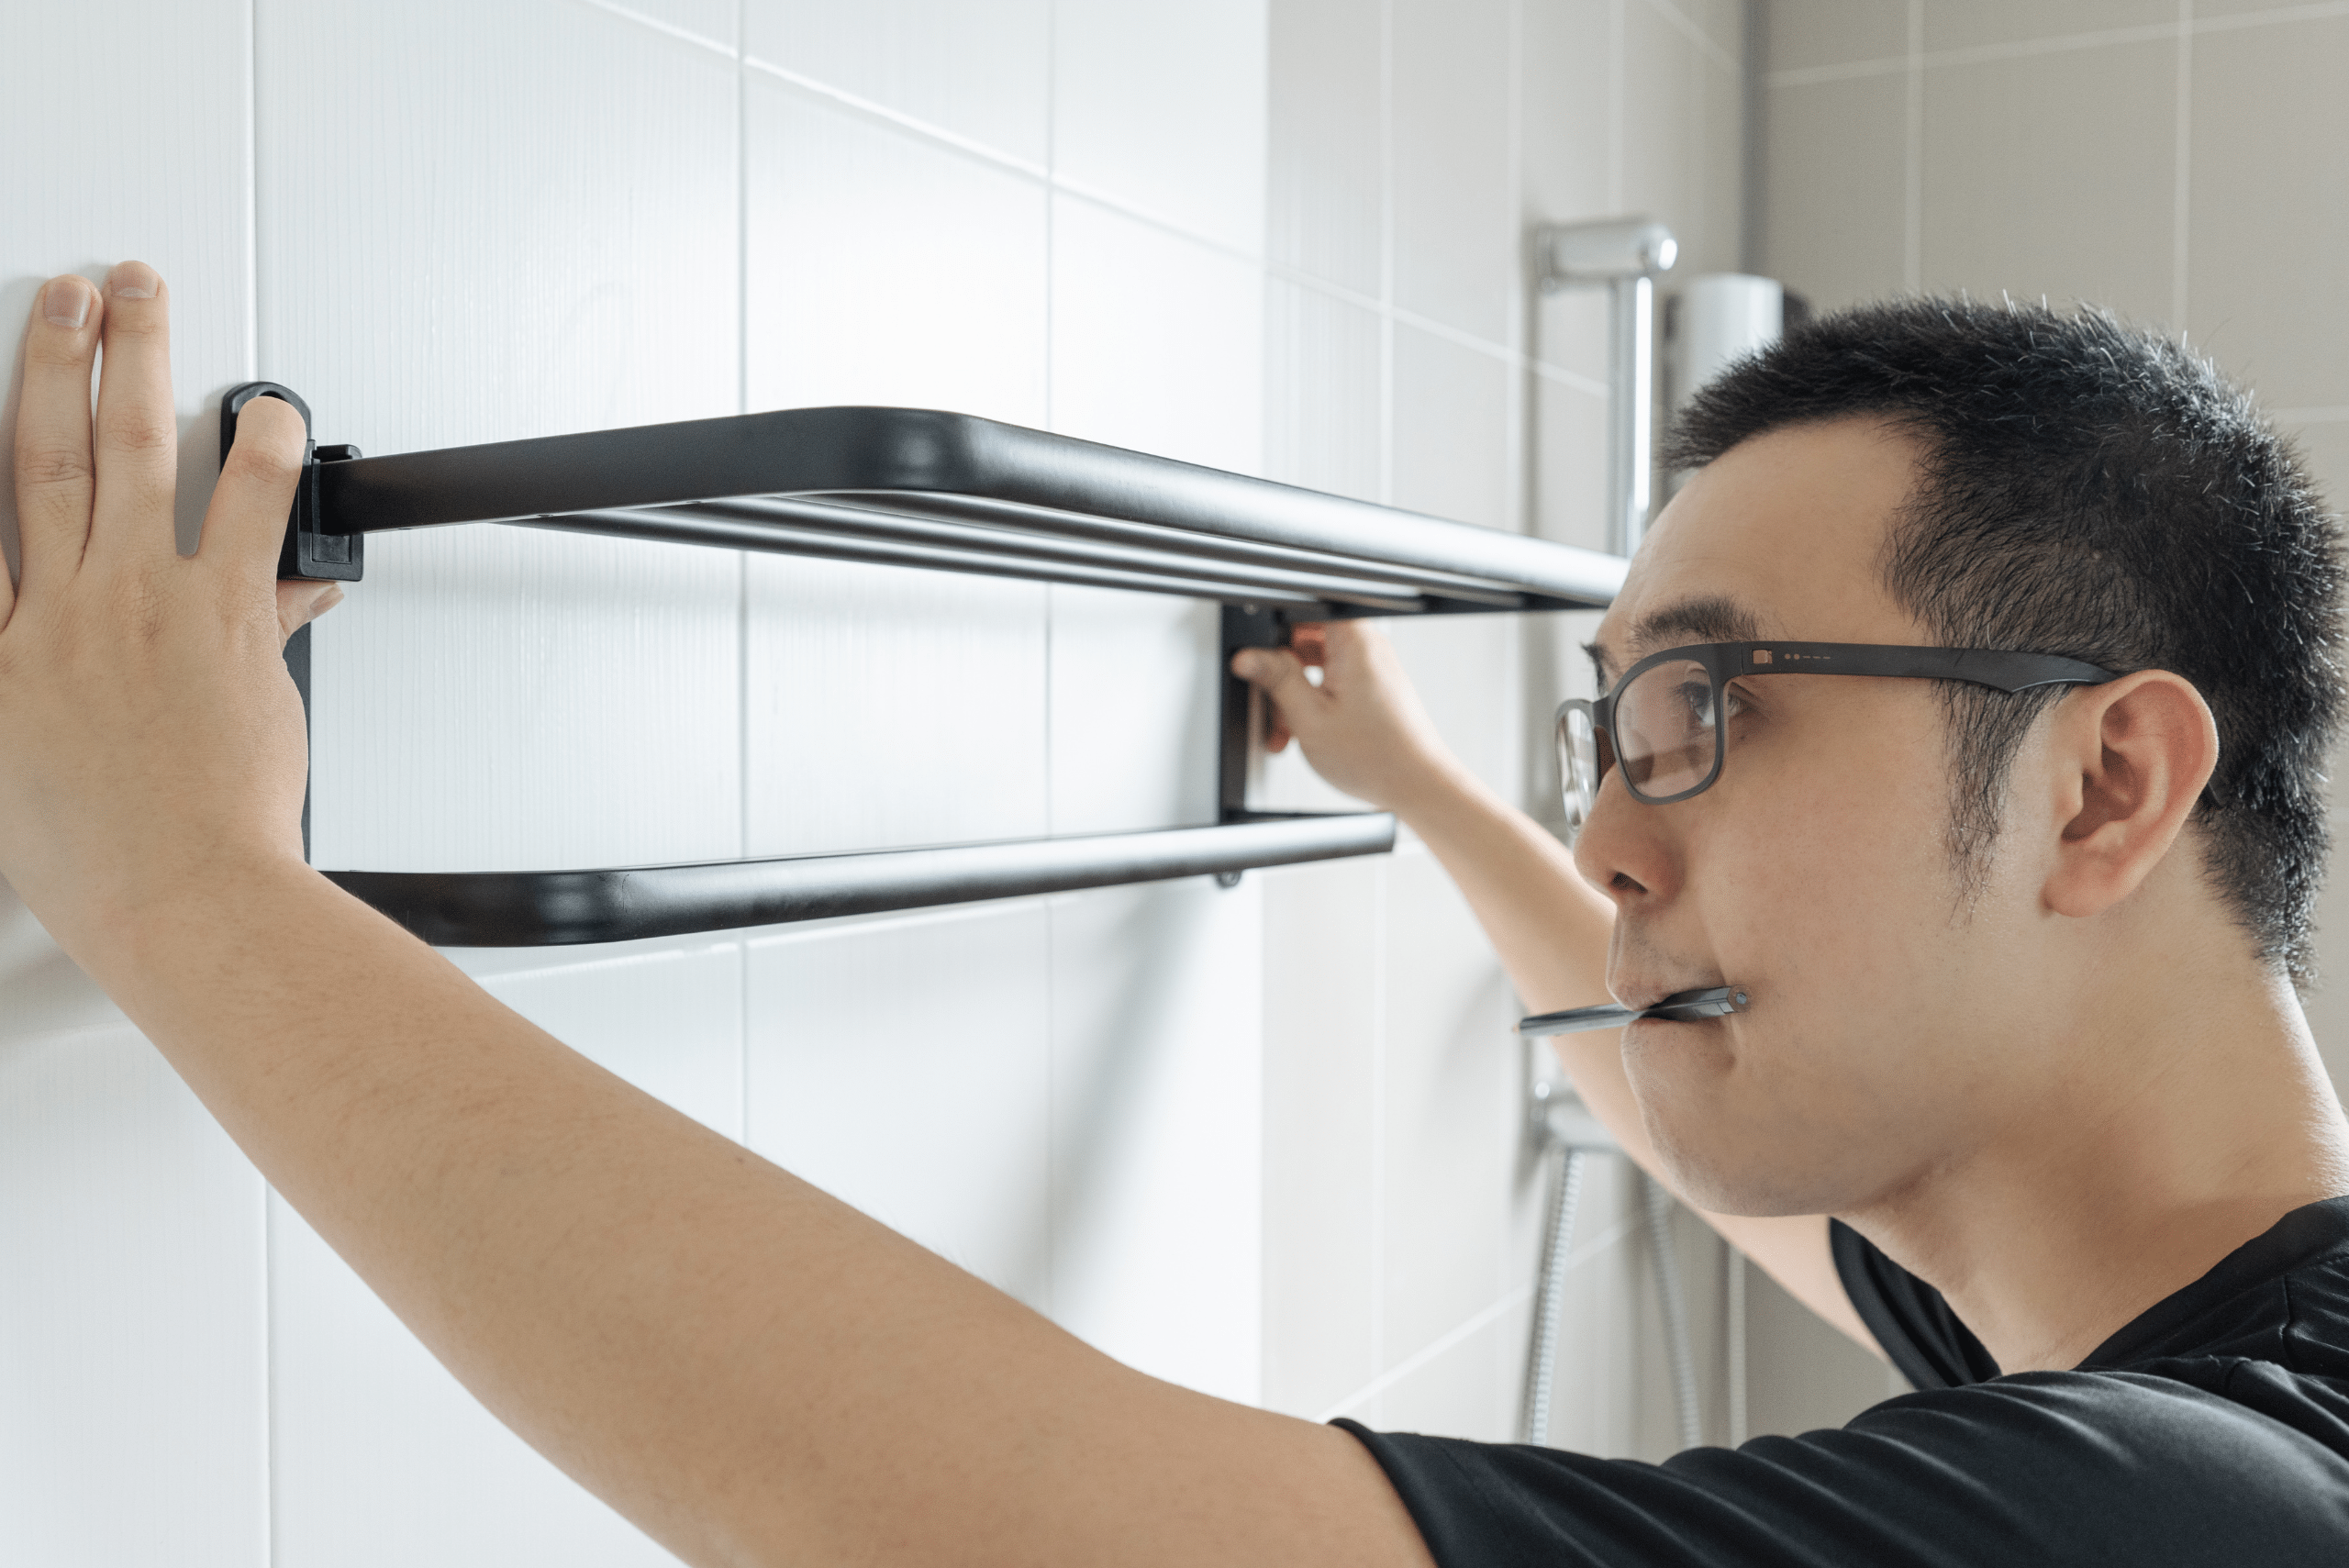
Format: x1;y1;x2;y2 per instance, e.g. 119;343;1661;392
1335;1372;2349;1568
1830;1217;2000;1390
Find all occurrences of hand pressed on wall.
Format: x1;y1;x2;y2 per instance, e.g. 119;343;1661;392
0;262;342;947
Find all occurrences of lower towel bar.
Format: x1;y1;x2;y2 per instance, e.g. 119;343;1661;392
328;812;1397;947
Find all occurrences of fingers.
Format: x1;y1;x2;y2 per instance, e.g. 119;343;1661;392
204;395;308;578
1230;644;1329;749
12;273;106;600
275;580;345;646
88;261;180;565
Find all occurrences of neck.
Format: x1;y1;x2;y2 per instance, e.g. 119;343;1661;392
1846;955;2349;1374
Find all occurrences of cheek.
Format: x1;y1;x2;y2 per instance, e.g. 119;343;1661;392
1625;754;1971;1207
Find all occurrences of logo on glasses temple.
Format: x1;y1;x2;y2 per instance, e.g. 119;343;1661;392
1751;650;1831;666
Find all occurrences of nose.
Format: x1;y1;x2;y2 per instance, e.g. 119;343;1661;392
1570;771;1682;912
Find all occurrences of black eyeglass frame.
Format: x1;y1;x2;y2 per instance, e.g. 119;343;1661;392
1557;640;2122;820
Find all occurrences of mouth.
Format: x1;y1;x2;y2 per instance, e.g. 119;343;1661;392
1614;978;1727;1013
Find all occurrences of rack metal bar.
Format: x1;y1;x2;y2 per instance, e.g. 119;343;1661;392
328;813;1397;947
807;490;1531;606
521;508;1344;610
676;495;1432;609
225;389;1622;951
310;406;1627;612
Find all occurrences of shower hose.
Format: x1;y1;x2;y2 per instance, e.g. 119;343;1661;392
1520;1144;1705;1451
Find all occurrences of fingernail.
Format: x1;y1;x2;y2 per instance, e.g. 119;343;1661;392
307;584;346;622
106;261;160;300
41;276;90;328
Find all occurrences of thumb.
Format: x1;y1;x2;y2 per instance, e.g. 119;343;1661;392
1231;644;1329;740
276;580;345;646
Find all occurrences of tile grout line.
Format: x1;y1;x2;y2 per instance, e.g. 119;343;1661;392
1608;0;1625;212
1764;0;2349;89
582;0;1597;409
735;0;752;1155
2171;0;2194;330
1377;0;1396;509
1315;1213;1641;1424
1634;0;1739;74
1902;0;1923;294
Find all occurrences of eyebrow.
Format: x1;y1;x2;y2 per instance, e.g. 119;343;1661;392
1584;595;1770;687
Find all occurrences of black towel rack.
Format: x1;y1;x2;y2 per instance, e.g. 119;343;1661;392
225;384;1622;947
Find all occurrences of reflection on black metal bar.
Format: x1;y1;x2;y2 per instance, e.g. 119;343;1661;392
676;495;1430;609
519;508;1341;609
311;406;1626;612
327;812;1397;948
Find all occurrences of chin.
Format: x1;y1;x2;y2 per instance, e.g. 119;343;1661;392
1642;1108;1851;1218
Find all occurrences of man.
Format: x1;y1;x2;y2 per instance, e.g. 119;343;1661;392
5;267;2344;1565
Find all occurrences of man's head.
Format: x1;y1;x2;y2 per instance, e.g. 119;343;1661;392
1577;298;2343;1216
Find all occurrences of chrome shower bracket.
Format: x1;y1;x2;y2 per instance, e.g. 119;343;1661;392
1536;217;1678;557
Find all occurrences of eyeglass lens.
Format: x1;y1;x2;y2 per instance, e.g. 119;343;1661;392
1558;657;1724;833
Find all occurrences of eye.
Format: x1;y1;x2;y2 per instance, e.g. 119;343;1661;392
1671;679;1717;727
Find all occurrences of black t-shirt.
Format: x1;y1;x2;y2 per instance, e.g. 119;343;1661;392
1338;1196;2349;1564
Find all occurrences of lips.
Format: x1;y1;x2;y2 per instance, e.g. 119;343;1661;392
1613;979;1726;1013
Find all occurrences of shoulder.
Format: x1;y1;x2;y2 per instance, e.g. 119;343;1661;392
1345;1372;2349;1568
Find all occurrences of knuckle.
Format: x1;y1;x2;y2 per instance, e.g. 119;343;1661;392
102;414;177;459
222;436;304;489
24;336;95;371
17;446;95;492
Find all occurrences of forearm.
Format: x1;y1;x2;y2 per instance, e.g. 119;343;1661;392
71;859;1421;1567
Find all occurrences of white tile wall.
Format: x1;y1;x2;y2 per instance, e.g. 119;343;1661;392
746;907;1052;1308
1052;0;1271;252
1050;880;1264;1402
0;1029;267;1568
745;0;1052;166
2;4;269;1559
2;0;1764;1556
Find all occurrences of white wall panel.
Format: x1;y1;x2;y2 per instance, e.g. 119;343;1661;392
1377;848;1519;1370
0;5;266;1560
310;529;742;873
1050;881;1263;1401
744;82;1050;426
1051;195;1266;473
746;0;1052;165
744;555;1048;856
1052;0;1270;253
269;1195;681;1568
1045;587;1219;837
1267;0;1385;295
745;906;1053;1308
263;0;744;876
1260;859;1382;1420
0;1028;266;1568
1392;0;1517;343
268;944;742;1568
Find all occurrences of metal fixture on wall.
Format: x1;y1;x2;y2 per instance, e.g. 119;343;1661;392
1536;217;1678;556
225;390;1628;947
1520;1059;1705;1451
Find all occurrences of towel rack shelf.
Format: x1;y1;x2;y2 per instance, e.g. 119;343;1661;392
228;386;1621;947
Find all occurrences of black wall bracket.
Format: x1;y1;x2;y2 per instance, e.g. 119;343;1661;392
221;382;365;583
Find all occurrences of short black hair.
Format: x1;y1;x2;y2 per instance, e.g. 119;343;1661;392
1664;297;2343;984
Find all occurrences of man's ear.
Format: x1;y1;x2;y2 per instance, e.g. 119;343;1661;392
2042;671;2221;919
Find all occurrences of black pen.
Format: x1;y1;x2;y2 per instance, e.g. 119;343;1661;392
1517;985;1750;1037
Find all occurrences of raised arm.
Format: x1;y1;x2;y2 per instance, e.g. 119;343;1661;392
1233;620;1878;1354
0;268;1433;1568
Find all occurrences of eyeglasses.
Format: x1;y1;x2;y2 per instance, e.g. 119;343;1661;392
1556;641;2120;839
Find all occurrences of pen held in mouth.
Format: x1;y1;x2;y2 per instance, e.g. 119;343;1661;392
1515;985;1750;1038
